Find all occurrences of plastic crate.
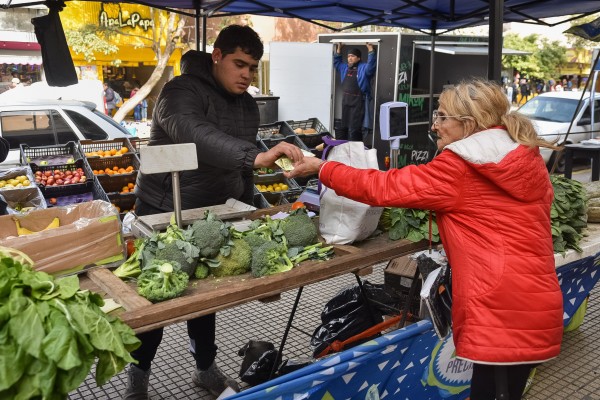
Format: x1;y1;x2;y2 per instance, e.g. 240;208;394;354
97;171;137;195
108;192;137;215
287;118;330;149
293;173;318;189
31;159;95;198
128;137;150;154
254;174;300;193
258;122;310;151
253;191;270;209
88;153;140;176
45;177;109;207
79;138;137;158
282;190;302;204
20;142;84;166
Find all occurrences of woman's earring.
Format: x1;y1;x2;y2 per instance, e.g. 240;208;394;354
214;60;218;64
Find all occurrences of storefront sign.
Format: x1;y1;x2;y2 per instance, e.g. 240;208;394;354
99;11;153;31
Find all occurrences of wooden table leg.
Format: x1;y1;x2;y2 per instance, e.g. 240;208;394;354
564;149;574;179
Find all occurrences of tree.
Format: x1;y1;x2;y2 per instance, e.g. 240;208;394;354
113;9;187;122
502;33;567;80
65;5;188;123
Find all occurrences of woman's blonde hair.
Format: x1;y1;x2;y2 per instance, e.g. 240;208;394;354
439;79;559;150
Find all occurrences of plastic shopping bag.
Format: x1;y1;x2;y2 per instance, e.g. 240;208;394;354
319;141;383;244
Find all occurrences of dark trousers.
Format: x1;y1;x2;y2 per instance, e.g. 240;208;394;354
132;199;218;372
470;363;536;400
337;102;364;141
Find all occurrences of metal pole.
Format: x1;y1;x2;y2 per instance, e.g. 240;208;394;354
427;23;437;156
488;0;504;82
202;13;207;52
195;1;200;51
171;171;183;228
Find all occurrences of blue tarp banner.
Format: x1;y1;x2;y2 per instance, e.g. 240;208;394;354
227;252;600;400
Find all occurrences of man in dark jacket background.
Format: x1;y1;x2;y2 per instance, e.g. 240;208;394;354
126;25;304;399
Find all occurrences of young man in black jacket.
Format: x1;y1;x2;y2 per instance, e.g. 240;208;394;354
125;25;304;400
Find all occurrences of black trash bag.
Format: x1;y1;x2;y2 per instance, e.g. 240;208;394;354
311;281;399;358
238;340;280;386
277;357;314;376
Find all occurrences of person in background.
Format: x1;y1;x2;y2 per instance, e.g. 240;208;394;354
104;82;116;116
287;79;564;400
140;97;148;122
127;25;304;400
130;84;142;122
333;43;377;141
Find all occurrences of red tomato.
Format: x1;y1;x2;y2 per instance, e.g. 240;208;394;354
291;201;306;210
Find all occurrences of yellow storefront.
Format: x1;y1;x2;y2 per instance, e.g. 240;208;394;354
59;1;183;99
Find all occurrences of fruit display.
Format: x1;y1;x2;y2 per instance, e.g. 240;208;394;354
293;127;318;134
34;167;87;187
0;175;32;189
26;155;77;166
84;146;130;158
256;182;289;192
93;165;135;175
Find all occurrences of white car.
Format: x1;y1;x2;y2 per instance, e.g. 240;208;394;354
0;99;132;167
517;91;600;171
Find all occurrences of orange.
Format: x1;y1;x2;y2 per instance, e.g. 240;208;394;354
125;166;134;172
113;166;119;171
121;186;129;193
127;182;135;189
120;146;129;154
110;148;118;156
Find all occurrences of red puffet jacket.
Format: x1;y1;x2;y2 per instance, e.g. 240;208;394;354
319;128;563;365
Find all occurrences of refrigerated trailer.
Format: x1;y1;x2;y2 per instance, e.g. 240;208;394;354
269;32;523;168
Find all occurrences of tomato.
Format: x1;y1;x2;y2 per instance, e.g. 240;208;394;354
291;201;306;210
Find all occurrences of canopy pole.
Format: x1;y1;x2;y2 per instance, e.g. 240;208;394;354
427;23;437;133
488;0;504;82
195;1;200;51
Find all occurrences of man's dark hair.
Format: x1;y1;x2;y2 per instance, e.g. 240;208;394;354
214;25;264;60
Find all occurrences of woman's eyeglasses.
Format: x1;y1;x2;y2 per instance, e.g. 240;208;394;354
432;109;463;126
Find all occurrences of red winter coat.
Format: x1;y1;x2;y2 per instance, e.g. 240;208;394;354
319;128;563;364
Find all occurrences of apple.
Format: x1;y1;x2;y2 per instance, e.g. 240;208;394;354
49;198;57;205
65;170;73;176
39;160;49;166
66;158;75;164
35;171;42;177
44;171;52;177
56;179;64;185
72;177;80;184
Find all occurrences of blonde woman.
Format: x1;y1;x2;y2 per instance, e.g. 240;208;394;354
288;79;564;400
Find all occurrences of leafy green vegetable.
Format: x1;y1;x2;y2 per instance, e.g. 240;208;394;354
288;242;334;264
550;175;587;255
379;207;439;242
113;238;143;279
190;211;230;258
137;260;189;303
251;241;294;277
0;246;140;399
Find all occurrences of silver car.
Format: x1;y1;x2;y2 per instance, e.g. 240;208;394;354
517;91;600;171
0;99;131;166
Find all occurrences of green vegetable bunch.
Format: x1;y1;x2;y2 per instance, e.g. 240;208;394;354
0;246;140;399
113;238;144;279
279;208;318;248
251;241;294;277
211;238;252;278
379;207;439;243
137;260;189;303
550;175;587;254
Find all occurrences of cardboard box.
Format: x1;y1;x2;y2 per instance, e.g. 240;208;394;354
0;200;124;275
384;255;421;316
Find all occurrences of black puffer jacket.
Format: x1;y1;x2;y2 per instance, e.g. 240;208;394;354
135;50;262;211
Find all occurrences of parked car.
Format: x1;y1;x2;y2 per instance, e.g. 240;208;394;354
517;91;600;171
0;99;132;166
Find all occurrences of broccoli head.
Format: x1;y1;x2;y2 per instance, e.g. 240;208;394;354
194;264;210;279
251;241;293;278
279;208;318;248
154;240;199;277
242;233;269;251
212;238;252;278
137;260;189;303
190;213;228;258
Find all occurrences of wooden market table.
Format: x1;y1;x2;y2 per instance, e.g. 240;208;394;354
78;206;430;334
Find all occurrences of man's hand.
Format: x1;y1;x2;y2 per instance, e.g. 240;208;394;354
366;43;374;52
254;141;304;169
336;43;342;54
285;156;323;179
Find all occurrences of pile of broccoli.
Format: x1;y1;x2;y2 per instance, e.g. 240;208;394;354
137;260;189;303
114;208;333;288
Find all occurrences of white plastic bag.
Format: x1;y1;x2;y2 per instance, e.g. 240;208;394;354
319;141;383;244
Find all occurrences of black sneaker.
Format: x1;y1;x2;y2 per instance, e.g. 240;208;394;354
123;365;150;400
192;362;240;397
